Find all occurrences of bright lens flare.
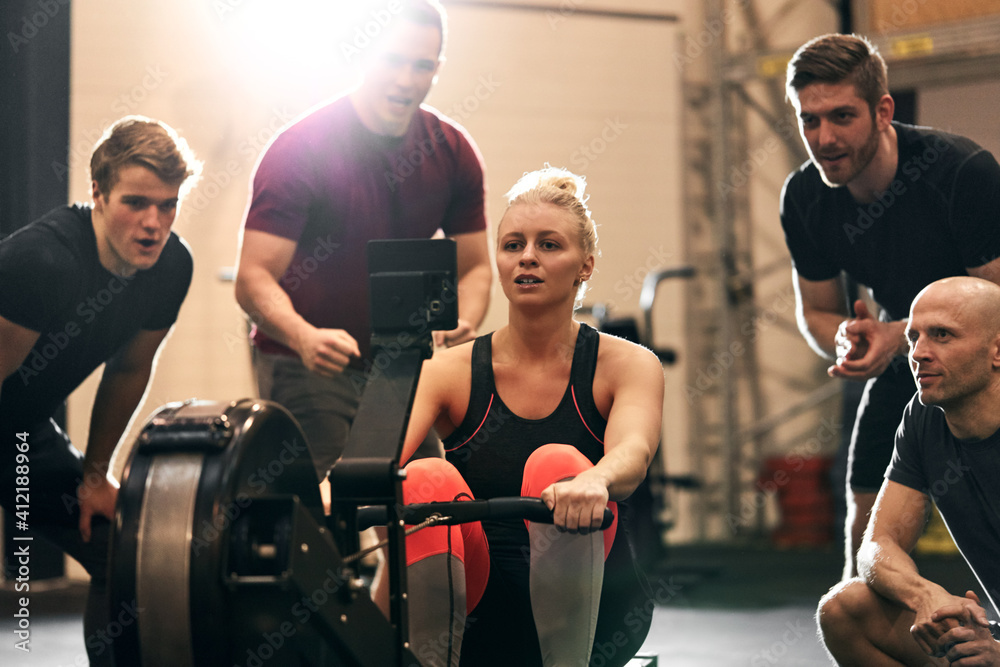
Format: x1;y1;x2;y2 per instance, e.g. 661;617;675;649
214;0;409;91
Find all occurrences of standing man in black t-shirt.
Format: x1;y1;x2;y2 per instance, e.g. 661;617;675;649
780;33;1000;578
818;276;1000;665
0;116;200;665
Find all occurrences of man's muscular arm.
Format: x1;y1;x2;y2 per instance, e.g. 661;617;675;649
859;481;972;657
235;229;359;375
77;327;169;541
794;271;908;380
793;271;848;359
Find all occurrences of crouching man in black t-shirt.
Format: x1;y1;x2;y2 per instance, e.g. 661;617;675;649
0;116;200;665
818;276;1000;665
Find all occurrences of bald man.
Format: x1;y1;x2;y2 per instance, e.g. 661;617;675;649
817;276;1000;665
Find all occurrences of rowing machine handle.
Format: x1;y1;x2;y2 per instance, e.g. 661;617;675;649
384;497;614;531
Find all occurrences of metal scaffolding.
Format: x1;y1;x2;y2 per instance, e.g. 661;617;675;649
676;0;1000;543
677;0;839;542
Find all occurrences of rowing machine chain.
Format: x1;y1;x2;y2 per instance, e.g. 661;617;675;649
341;513;452;565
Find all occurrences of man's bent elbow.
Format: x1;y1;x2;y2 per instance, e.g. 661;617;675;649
234;266;268;317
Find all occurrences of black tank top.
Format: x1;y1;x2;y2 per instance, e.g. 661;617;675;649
443;322;606;508
444;324;652;667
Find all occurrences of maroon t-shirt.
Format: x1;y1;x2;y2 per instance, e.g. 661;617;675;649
243;96;487;361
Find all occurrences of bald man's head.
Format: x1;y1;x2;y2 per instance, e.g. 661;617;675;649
907;277;1000;411
912;277;1000;337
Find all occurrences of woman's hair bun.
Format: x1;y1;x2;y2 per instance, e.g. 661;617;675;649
539;175;579;197
505;165;586;204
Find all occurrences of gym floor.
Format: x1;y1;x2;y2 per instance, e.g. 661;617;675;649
0;542;979;666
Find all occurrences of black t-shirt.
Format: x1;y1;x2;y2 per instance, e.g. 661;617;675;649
780;122;1000;320
0;204;192;431
888;397;1000;614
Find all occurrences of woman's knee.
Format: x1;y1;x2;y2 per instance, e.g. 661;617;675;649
402;459;467;564
522;444;592;496
403;458;470;504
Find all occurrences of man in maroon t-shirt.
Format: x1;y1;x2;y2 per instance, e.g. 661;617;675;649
235;0;491;483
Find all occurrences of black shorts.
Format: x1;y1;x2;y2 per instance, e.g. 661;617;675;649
847;359;918;492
